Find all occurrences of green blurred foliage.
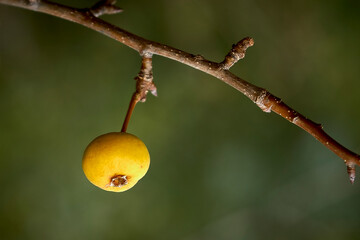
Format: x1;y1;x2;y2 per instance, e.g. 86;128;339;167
0;0;360;239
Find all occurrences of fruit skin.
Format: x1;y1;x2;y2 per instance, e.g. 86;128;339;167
82;132;150;192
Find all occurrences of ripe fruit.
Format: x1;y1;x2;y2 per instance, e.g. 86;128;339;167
82;132;150;192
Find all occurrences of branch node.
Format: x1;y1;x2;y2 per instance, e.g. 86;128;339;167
135;56;157;102
140;49;153;58
221;37;254;70
255;90;272;113
90;0;123;17
292;116;300;124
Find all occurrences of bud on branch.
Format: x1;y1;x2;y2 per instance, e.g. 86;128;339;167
90;0;122;17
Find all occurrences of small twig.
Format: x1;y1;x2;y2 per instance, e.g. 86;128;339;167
1;0;359;183
121;55;157;132
221;37;254;70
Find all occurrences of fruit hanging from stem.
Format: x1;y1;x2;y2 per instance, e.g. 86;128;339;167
82;55;155;192
82;89;150;192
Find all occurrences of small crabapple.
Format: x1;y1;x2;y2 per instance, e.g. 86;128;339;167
82;132;150;192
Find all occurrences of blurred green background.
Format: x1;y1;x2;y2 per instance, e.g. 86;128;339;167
1;0;360;239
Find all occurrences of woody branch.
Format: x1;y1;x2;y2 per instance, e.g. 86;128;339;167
0;0;359;183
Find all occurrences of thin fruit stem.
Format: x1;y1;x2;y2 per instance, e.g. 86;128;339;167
121;93;139;132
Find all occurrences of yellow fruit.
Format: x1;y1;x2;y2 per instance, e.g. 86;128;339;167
82;132;150;192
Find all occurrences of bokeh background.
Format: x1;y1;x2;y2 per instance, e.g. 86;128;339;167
1;0;360;239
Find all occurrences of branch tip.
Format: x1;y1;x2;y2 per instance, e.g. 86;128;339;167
221;37;254;70
151;88;158;97
346;164;356;184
